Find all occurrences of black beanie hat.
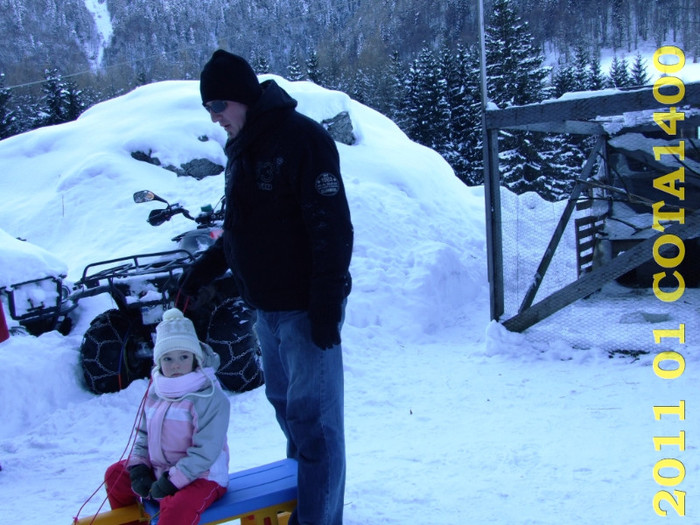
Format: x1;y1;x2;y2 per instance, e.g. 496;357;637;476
200;50;262;106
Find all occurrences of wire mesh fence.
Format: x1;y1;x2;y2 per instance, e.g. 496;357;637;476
498;181;698;359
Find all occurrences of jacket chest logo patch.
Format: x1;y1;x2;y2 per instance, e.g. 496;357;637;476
256;158;283;191
315;173;340;196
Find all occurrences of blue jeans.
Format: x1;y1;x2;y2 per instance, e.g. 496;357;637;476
255;307;346;525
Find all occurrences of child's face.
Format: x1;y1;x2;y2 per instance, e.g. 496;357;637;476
160;350;196;378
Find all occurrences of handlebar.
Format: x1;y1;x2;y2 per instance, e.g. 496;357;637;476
147;205;197;226
135;190;222;228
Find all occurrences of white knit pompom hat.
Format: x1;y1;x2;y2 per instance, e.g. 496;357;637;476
153;308;204;366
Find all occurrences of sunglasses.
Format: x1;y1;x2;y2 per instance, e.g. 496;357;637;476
203;100;228;113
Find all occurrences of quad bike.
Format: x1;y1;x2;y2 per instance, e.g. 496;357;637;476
1;191;264;395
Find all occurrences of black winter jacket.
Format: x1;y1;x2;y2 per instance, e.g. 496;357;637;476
201;80;353;316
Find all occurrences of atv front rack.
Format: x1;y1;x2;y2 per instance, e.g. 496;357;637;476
2;275;73;324
2;250;197;334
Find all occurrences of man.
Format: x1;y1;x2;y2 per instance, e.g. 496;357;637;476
182;49;353;525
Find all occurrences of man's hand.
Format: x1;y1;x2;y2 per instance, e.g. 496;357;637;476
311;322;341;350
178;264;209;298
309;302;342;350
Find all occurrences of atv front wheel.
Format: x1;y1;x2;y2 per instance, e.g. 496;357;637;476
80;309;151;394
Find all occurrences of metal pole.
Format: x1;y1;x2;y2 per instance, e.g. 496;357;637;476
478;0;504;320
477;0;489;110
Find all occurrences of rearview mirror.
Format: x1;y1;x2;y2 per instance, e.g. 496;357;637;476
133;190;168;204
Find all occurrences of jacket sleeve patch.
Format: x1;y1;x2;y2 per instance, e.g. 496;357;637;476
315;172;340;196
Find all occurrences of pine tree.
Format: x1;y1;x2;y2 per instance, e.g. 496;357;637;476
252;55;271;75
435;45;457;161
0;74;15;139
463;48;485;186
447;44;484;185
485;0;559;197
39;68;86;127
306;51;324;85
404;46;451;154
572;45;590;91
607;56;631;88
64;78;86;121
286;55;304;81
41;68;67;126
538;131;587;200
351;68;374;105
629;51;650;86
611;0;627;50
485;0;551;108
553;63;577;97
540;51;593;200
586;52;606;90
386;51;408;128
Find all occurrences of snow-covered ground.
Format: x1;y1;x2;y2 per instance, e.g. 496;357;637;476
0;75;697;524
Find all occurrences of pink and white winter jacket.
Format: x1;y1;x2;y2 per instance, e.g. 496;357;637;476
127;345;230;489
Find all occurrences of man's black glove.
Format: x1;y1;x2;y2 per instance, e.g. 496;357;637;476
309;302;342;350
178;247;227;298
149;472;178;499
128;464;155;498
178;264;213;298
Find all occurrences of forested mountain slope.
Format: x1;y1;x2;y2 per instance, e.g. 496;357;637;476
2;0;696;89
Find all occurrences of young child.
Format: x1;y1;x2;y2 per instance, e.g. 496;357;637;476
104;308;230;525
